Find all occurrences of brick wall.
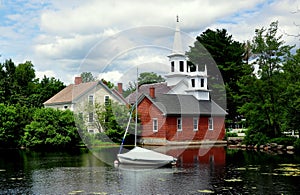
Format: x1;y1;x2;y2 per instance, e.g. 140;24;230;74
138;98;166;138
166;116;225;141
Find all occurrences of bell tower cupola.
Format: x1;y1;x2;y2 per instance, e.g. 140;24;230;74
185;64;210;100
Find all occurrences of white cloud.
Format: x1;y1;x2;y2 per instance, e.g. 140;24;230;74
1;0;300;86
98;71;123;84
35;70;56;80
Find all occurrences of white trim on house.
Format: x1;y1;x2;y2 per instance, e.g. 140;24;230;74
88;94;94;105
88;112;94;123
104;95;110;106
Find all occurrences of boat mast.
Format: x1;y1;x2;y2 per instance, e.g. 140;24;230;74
135;66;138;147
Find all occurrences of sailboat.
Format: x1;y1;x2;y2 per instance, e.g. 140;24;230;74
116;69;177;166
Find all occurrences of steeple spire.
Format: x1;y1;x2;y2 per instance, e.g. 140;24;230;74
171;15;184;55
165;16;188;87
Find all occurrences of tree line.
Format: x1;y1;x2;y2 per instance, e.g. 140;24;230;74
0;60;77;149
187;21;300;146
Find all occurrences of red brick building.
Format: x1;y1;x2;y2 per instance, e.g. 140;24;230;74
137;91;226;145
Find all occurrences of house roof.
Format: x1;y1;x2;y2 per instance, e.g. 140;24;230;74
140;93;227;116
44;81;127;106
126;82;172;104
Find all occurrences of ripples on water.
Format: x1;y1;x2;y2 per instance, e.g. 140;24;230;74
0;147;300;194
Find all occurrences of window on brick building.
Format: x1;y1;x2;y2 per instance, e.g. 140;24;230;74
193;118;198;131
153;118;158;132
208;117;213;130
177;118;182;131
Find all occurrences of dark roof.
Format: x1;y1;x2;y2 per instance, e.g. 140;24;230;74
126;82;172;104
142;94;226;116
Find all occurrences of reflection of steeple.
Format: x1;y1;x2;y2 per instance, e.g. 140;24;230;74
171;15;184;55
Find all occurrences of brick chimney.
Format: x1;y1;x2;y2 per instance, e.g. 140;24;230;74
117;83;123;95
149;87;155;98
74;76;82;85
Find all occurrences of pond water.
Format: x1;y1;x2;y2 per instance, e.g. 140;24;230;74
1;146;300;194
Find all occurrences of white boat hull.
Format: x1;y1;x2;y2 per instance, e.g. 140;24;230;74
117;147;176;166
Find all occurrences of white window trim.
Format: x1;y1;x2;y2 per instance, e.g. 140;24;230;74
104;95;110;105
177;117;182;131
153;118;158;132
88;112;94;123
208;117;214;130
193;117;198;131
88;95;94;105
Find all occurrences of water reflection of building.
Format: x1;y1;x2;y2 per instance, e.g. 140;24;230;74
149;146;226;167
118;146;226;194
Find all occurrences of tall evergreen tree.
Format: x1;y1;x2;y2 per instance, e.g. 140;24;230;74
186;29;252;127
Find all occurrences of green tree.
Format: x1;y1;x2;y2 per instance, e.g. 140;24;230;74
30;76;65;107
0;104;18;147
281;49;300;133
138;72;165;86
95;101;132;143
123;81;136;98
12;61;36;105
0;59;16;104
23;108;81;149
238;21;294;138
0;103;33;147
186;29;252;127
101;78;114;89
81;72;95;83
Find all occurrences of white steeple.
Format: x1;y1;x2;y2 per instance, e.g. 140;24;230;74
171;15;184;55
165;16;188;87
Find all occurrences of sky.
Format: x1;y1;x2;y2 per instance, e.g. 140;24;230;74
1;0;300;86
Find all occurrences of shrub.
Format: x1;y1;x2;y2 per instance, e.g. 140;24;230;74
243;130;269;146
294;139;300;151
22;108;81;149
269;137;297;146
225;132;238;140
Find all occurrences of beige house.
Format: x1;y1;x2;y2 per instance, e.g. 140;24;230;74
44;77;127;133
